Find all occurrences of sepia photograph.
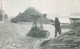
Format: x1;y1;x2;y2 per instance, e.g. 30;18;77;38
0;0;80;49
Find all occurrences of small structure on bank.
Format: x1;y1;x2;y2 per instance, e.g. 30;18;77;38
69;18;80;32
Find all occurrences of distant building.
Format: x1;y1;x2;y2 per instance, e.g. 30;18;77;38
0;8;4;21
0;8;8;21
71;13;80;16
4;14;8;19
0;0;8;21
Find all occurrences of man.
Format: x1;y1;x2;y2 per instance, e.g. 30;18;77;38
55;17;61;37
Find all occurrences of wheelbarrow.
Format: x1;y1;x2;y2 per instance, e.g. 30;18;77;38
27;27;50;38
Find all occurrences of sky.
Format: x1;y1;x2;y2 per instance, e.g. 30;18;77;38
0;0;80;23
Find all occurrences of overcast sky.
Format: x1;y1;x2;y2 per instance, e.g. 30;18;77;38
0;0;80;23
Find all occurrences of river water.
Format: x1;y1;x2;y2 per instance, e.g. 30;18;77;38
0;21;71;49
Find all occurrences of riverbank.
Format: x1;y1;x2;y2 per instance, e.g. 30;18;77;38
40;30;80;49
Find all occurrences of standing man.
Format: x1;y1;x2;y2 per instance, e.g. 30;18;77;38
30;14;37;28
55;17;61;37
